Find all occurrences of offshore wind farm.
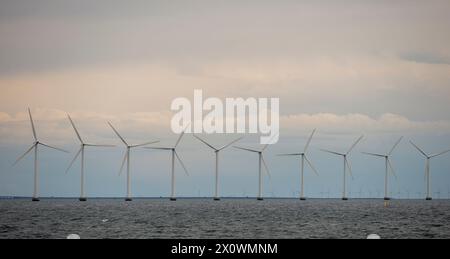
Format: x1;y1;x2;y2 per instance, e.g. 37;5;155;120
6;108;450;201
1;108;450;240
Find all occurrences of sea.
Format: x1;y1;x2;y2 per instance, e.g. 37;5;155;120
0;198;449;239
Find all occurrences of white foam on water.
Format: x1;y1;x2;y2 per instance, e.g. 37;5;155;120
367;234;381;239
67;234;81;239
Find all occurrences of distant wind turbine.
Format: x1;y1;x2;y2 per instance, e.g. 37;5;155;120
66;115;115;201
234;134;278;201
144;126;190;201
193;135;243;201
278;129;319;200
108;122;159;201
362;137;403;201
13;108;69;201
410;141;450;200
322;135;364;200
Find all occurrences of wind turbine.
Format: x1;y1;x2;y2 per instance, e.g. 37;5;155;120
362;137;403;201
66;115;115;201
193;135;243;201
108;122;159;201
234;134;278;201
13;108;69;201
410;141;450;200
278;129;319;200
322;135;364;201
144;127;190;201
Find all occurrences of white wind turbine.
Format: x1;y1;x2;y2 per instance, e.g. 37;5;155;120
193;135;243;201
13;108;69;201
66;115;115;201
410;141;450;200
362;137;403;201
108;122;159;201
278;129;319;200
234;134;278;201
322;135;364;200
144;127;190;201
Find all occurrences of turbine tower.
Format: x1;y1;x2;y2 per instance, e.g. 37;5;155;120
144;127;190;201
278;129;319;200
362;137;403;201
66;115;115;201
193;135;243;201
234;134;278;201
13;108;69;201
108;122;159;201
410;141;450;200
322;135;364;201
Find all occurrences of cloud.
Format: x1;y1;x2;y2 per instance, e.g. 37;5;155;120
401;52;450;65
281;113;450;135
1;109;450;146
0;112;11;121
2;0;450;76
1;56;450;121
0;109;173;146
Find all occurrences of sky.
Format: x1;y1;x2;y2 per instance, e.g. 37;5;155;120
1;0;450;199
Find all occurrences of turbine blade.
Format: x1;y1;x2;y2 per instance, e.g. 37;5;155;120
261;155;272;179
321;149;344;156
345;158;354;179
175;124;190;148
193;134;217;151
234;146;260;153
218;137;243;151
410;141;428;157
362;152;385;158
262;132;280;152
387;158;397;180
143;147;173;151
39;143;69;153
430;149;450;158
304;155;319;176
84;144;116;148
119;150;128;176
13;144;36;166
67;114;84;144
66;148;82;174
388;136;403;156
347;135;364;155
304;129;316;153
108;122;128;146
131;141;160;148
28;108;37;141
277;153;302;156
175;151;189;176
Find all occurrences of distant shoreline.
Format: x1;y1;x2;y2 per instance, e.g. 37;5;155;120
1;197;448;201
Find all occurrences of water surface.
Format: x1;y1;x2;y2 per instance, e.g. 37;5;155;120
0;199;449;239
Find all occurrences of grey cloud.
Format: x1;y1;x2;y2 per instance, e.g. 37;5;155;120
401;52;450;65
0;0;176;22
1;0;450;76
